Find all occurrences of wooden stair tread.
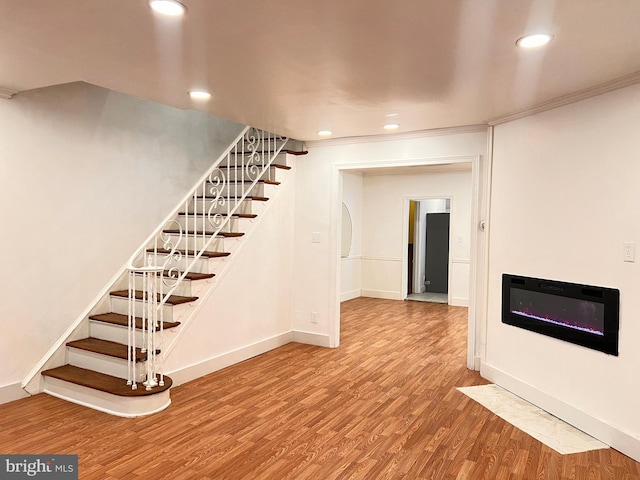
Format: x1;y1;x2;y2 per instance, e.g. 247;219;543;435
162;229;244;238
177;212;257;219
67;338;147;361
283;149;307;156
197;195;269;201
230;149;305;156
147;248;231;259
162;270;214;281
42;365;172;397
89;312;180;330
209;179;280;185
224;196;268;201
218;164;291;170
132;270;214;281
110;289;199;305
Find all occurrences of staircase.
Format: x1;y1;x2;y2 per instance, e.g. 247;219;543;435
37;128;303;417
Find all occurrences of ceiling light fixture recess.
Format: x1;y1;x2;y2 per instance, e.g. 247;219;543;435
149;0;186;16
189;90;211;100
318;130;332;136
383;123;400;131
516;33;552;48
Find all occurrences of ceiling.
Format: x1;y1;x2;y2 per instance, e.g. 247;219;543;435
1;0;640;141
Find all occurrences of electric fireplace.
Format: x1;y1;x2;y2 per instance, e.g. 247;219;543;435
502;274;619;355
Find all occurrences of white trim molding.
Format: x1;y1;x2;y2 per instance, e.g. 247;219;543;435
168;332;293;387
307;125;487;148
487;70;640;126
481;362;640;463
340;289;362;302
361;289;403;300
292;330;331;348
451;258;470;264
361;256;402;262
0;382;29;405
0;86;17;99
450;297;469;307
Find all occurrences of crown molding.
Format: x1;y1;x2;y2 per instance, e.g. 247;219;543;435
305;124;487;148
487;70;640;126
0;86;18;99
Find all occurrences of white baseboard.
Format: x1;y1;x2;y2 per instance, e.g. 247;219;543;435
292;330;331;348
481;362;640;463
168;332;293;387
361;289;403;301
450;297;469;307
340;289;361;302
473;356;481;371
0;382;29;405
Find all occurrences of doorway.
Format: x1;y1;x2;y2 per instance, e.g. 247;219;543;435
406;198;451;304
332;153;484;371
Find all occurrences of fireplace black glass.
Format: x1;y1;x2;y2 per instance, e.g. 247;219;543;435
502;274;619;355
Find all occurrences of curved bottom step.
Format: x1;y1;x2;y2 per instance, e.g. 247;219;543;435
42;365;172;418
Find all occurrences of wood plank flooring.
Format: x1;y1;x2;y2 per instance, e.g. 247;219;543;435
1;297;639;479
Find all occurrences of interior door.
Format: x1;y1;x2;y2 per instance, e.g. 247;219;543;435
425;212;450;293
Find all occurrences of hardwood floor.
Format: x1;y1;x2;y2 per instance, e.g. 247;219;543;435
1;297;639;479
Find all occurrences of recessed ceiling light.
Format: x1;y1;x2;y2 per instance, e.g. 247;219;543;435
384;123;400;130
318;130;332;136
149;0;186;16
189;90;211;100
516;34;552;48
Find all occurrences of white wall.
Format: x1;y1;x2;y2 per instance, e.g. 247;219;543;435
361;171;472;304
292;129;487;347
164;170;296;383
340;171;363;301
484;83;640;460
0;82;244;399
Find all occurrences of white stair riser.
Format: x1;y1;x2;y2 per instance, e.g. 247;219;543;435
150;251;232;274
89;320;180;346
110;296;194;323
90;321;144;345
219;166;282;182
205;182;265;197
189;198;261;213
161;278;194;297
163;219;240;234
130;274;194;297
157;233;243;253
194;182;261;199
67;347;147;382
43;377;171;418
181;199;255;215
167;275;216;297
175;217;252;234
220;150;288;167
186;198;268;217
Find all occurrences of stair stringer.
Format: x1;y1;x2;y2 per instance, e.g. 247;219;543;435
161;159;298;384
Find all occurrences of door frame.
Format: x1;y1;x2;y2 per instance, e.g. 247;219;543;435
405;197;454;302
330;154;485;370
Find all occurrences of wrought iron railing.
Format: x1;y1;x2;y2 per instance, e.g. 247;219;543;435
126;127;288;390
